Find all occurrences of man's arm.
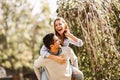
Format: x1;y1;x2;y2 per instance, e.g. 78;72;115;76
33;56;43;80
33;66;41;80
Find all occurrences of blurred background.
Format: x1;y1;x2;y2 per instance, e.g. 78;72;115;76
0;0;120;80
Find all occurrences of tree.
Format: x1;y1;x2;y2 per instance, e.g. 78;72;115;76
56;0;120;79
0;0;52;79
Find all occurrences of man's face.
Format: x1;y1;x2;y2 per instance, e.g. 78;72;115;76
53;35;61;49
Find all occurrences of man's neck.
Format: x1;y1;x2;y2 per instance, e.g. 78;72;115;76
50;48;60;55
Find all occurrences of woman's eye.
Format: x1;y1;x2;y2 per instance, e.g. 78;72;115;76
59;23;62;25
55;24;57;27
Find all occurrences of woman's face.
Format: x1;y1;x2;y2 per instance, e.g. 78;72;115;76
54;20;65;35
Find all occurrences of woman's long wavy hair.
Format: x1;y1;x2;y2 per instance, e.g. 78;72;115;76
53;17;69;40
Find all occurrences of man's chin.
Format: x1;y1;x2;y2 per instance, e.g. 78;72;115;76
59;45;62;48
57;46;61;49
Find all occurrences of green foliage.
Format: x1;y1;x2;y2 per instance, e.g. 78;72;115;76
57;0;120;79
0;0;53;75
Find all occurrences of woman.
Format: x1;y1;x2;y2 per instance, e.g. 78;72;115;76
40;17;84;80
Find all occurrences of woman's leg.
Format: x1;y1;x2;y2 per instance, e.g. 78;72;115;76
72;66;84;80
41;68;48;80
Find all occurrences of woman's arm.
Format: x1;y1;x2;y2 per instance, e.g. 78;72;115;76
64;34;83;47
64;30;83;47
40;45;66;64
68;36;83;47
40;45;50;58
48;55;66;64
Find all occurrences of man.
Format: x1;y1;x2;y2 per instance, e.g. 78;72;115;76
33;33;84;80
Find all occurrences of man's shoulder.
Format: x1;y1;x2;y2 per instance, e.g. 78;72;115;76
34;56;43;62
60;47;73;57
35;56;49;62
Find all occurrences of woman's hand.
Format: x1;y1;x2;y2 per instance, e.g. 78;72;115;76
48;54;66;64
64;29;78;42
64;29;71;37
55;56;66;64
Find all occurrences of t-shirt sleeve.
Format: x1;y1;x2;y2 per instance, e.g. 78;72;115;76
68;38;83;47
33;56;44;80
34;56;44;68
